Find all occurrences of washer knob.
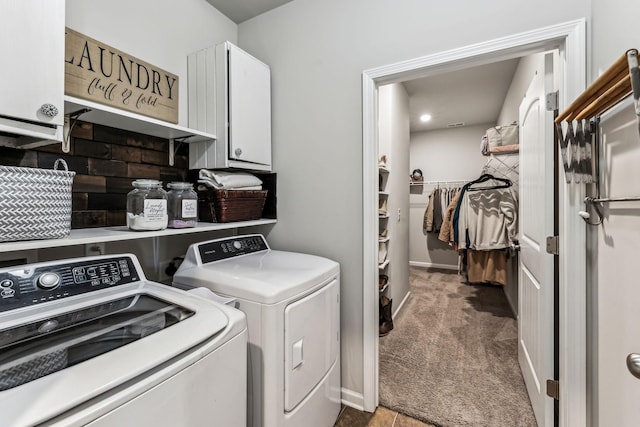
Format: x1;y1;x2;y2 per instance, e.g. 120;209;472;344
37;272;61;290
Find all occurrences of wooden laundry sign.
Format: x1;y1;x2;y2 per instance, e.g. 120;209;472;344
64;27;179;123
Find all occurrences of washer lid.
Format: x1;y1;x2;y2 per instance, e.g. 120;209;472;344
174;250;339;304
0;281;232;426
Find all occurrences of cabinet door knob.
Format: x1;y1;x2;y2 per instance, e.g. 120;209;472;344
627;353;640;379
234;147;243;157
40;103;59;118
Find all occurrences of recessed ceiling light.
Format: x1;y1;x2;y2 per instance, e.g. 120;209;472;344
420;114;432;122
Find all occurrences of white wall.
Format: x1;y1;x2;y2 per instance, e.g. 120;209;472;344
498;54;544;126
378;84;410;317
66;0;237;127
408;124;490;268
237;0;587;402
588;1;640;425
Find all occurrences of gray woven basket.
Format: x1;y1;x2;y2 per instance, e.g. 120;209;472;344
0;159;75;242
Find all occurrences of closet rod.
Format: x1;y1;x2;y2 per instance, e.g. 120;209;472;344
420;180;467;185
556;50;636;123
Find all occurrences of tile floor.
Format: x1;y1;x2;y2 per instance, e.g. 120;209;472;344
334;405;436;427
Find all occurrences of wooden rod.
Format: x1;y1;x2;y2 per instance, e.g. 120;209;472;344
565;68;628;121
575;74;632;121
556;52;629;123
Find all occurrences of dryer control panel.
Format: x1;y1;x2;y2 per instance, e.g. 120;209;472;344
198;234;269;264
0;256;140;312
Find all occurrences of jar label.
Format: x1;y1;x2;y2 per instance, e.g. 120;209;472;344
182;199;198;218
144;199;168;223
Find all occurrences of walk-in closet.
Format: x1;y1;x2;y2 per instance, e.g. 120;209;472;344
376;52;551;426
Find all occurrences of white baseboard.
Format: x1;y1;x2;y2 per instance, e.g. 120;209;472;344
392;291;410;319
409;261;458;271
341;387;365;411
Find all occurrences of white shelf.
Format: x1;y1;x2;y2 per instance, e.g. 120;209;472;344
379;283;389;293
65;96;216;143
379;191;389;197
378;259;390;269
379;236;390;243
0;219;277;253
378;166;389;174
379;213;389;219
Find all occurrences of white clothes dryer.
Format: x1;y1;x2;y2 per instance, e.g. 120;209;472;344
173;234;341;427
0;253;247;427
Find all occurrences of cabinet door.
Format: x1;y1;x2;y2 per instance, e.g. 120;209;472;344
0;0;65;126
228;44;271;167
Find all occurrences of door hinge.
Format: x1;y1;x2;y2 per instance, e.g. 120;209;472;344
546;235;559;255
546;91;559;111
546;379;560;400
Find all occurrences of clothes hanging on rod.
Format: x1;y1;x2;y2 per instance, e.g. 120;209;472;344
422;181;465;233
466;250;508;286
438;189;462;246
453;174;518;251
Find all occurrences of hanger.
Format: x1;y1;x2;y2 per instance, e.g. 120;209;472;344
464;173;512;191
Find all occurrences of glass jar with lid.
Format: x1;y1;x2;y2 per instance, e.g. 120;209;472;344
126;179;168;231
166;182;198;228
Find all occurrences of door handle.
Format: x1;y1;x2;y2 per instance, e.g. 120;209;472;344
626;353;640;379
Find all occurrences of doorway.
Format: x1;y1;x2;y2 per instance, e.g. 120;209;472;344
361;19;587;426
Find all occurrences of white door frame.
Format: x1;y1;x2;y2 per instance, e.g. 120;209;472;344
362;19;587;426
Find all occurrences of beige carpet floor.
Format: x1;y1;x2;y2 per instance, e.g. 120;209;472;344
379;267;537;427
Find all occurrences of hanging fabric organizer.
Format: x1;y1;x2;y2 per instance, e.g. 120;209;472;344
555;49;640;184
555;49;640;225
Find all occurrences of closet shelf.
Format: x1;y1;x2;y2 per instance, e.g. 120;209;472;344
379;236;390;243
379;283;389;293
379;191;389;196
378;166;389;174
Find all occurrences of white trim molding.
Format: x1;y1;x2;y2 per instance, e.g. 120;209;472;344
362;19;586;426
341;387;365;412
392;291;411;320
361;73;379;413
409;261;458;271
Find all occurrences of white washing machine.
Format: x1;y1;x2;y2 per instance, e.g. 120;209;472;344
173;234;341;427
0;253;247;427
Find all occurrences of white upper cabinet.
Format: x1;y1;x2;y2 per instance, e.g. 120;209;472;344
0;0;65;142
188;42;272;171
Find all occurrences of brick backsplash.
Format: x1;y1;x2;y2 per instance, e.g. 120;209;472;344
0;121;189;229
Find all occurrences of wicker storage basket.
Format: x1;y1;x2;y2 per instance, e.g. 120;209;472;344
198;188;268;223
0;159;75;242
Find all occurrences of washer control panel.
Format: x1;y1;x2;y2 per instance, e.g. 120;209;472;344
198;235;269;264
0;256;140;312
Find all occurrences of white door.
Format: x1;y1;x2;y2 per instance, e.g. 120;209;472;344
518;52;555;427
594;98;640;427
228;43;272;167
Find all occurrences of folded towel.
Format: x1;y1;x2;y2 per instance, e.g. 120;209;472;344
198;169;262;189
197;182;263;191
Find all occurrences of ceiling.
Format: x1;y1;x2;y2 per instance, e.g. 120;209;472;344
206;0;294;23
204;0;519;133
402;58;520;133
